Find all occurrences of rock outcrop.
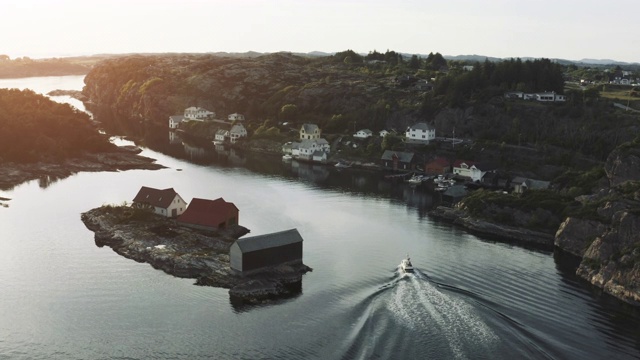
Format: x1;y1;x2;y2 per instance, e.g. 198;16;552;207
428;206;555;249
81;206;312;303
554;140;640;305
0;148;165;191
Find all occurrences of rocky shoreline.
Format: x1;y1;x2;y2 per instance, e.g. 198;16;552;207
81;206;312;304
428;206;555;250
0;148;164;191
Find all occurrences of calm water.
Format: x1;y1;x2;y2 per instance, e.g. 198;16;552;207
0;76;638;360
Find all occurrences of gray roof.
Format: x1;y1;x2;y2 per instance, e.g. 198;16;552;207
216;129;229;135
169;115;184;121
511;177;550;190
408;122;433;131
234;229;303;253
381;150;414;163
443;185;468;197
301;123;319;133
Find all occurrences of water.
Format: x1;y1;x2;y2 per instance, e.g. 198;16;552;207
1;76;639;359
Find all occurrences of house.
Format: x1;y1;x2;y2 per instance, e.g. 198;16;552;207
184;106;215;121
415;81;435;91
535;92;566;102
425;157;451;175
132;186;187;218
510;177;550;194
214;129;229;143
354;129;373;139
300;124;321;140
282;142;294;155
452;160;496;182
381;150;415;171
228;113;245;122
169;115;184;129
177;197;239;231
379;130;390;138
312;150;327;163
296;139;330;160
229;124;248;143
504;91;524;99
406;123;436;144
229;228;303;275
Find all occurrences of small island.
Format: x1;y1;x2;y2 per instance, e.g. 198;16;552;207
81;194;312;304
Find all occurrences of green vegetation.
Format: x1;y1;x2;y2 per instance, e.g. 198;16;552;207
0;89;114;163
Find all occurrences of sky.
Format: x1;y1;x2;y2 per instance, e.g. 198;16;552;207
1;0;639;63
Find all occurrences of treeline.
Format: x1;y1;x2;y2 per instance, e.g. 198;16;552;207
432;58;565;107
0;56;90;78
0;89;114;162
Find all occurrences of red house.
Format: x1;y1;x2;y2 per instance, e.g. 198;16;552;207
425;157;451;175
177;198;239;231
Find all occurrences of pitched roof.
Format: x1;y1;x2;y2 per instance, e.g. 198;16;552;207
169;115;184;121
357;129;373;134
177;198;238;228
132;187;180;209
301;123;319;133
234;229;303;253
408;122;433;131
381;150;414;162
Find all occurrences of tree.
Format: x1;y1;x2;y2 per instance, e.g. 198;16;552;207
409;55;421;70
280;104;297;121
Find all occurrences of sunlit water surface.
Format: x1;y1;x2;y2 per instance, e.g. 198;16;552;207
0;76;638;360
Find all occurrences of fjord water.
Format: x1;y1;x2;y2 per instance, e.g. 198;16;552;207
1;77;639;360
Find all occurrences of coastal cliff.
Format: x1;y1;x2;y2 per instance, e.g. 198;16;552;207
554;141;640;305
81;206;312;303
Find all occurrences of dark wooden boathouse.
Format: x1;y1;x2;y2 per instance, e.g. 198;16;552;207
229;229;303;275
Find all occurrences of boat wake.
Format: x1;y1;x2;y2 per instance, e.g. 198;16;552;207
336;269;502;359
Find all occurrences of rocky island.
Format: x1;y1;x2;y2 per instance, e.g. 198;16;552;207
81;205;312;303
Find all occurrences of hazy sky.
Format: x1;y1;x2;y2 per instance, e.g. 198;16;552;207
2;0;638;62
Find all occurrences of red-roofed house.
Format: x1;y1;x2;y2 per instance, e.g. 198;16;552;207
177;198;239;231
132;186;187;218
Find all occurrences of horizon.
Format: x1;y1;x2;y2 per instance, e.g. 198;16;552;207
2;0;639;64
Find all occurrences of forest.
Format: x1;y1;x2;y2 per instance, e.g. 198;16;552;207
0;89;114;163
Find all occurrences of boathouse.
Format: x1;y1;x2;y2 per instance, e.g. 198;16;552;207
381;150;415;171
177;198;239;231
229;229;303;275
132;186;187;218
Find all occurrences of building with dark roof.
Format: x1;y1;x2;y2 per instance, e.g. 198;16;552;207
177;198;239;231
380;150;415;171
230;229;303;275
132;186;187;218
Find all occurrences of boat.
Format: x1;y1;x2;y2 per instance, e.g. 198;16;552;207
406;174;425;185
282;154;293;161
400;255;414;273
335;160;352;169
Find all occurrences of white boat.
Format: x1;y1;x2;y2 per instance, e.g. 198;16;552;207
406;174;425;185
335;160;352;169
282;154;293;161
400;255;414;273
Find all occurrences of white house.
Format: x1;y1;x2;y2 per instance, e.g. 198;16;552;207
229;124;248;143
312;151;327;163
169;115;184;129
215;129;229;143
452;160;495;182
354;129;373;139
406;122;436;144
294;139;331;160
132;186;187;218
228;113;245;121
535;92;566;102
379;130;390;138
300;124;321;140
184;106;215;121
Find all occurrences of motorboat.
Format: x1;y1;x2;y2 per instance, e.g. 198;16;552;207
400;255;414;273
335;160;352;169
282;154;293;161
406;174;425;185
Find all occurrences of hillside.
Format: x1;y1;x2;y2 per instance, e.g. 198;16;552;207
82;52;639;163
